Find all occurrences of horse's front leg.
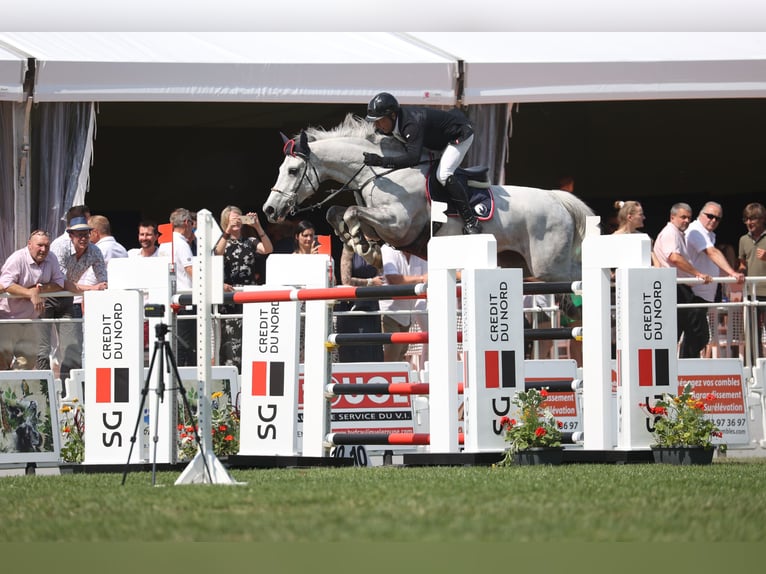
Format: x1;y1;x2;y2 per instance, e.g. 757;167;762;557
343;205;412;266
326;205;352;243
327;205;380;266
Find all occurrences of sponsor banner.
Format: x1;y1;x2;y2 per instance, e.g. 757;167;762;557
677;359;749;445
239;289;300;455
461;268;525;452
83;290;143;464
297;362;416;451
0;371;61;464
615;267;678;449
526;359;580;434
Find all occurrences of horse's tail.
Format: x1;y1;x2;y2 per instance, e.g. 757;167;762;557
551;189;595;256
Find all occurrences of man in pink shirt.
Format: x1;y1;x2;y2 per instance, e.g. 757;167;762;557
653;202;713;358
0;230;65;369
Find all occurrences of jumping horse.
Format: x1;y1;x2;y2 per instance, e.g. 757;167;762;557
263;114;594;281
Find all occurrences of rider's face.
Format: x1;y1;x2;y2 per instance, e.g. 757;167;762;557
373;116;394;135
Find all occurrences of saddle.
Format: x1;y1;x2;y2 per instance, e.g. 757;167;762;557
425;165;495;222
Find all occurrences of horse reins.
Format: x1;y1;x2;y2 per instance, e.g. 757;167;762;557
276;146;430;216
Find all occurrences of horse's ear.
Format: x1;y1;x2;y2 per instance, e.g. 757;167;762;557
295;130;311;159
281;132;296;157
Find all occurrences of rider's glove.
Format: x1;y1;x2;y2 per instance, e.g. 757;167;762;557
363;152;385;167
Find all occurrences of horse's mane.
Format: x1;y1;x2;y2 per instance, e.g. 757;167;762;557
302;113;381;144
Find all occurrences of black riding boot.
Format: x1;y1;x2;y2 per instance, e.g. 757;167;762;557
445;175;482;235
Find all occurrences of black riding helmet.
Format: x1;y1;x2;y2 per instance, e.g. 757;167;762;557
365;92;400;122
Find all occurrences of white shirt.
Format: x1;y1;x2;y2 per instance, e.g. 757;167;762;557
128;247;159;258
379;244;428;327
158;231;194;291
95;235;128;260
685;218;720;302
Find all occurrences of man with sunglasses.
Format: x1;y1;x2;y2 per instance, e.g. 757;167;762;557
38;216;107;389
686;202;745;357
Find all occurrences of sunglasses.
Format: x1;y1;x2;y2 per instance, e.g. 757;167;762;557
703;212;721;222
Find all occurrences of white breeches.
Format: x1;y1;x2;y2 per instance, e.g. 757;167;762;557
436;134;474;185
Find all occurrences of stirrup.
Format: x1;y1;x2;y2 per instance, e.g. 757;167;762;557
462;219;482;235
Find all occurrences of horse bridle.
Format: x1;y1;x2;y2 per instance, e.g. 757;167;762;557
268;154;323;217
271;144;428;217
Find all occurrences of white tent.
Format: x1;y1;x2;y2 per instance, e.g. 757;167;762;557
0;43;26;102
409;32;766;103
0;32;457;104
4;32;766;105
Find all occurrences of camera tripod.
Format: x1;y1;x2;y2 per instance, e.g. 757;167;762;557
121;322;211;486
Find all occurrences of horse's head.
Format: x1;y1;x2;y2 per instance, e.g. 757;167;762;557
263;131;320;223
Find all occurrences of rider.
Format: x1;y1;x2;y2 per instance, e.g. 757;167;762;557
362;92;482;235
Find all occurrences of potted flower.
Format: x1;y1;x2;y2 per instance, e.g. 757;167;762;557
639;382;724;465
177;389;240;461
499;387;564;466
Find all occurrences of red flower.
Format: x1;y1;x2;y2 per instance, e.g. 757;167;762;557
557;421;563;428
540;389;549;397
63;427;70;434
535;427;546;438
177;424;184;431
219;424;228;432
706;393;715;402
224;435;234;441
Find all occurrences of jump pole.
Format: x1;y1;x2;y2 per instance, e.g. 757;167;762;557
176;209;238;485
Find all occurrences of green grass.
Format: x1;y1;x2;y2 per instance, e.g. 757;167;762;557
2;460;765;544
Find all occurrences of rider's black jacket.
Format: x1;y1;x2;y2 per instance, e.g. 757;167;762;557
382;106;474;169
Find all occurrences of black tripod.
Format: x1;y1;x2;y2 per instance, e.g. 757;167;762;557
121;322;211;486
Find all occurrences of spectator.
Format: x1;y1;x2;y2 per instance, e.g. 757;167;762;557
49;205;90;255
737;202;766;362
379;244;428;366
292;220;320;254
77;214;128;290
611;200;660;266
127;220;160;258
0;230;65;370
686;202;745;358
87;215;128;260
37;217;108;382
214;206;273;371
157;208;196;366
653;202;713;358
335;244;384;363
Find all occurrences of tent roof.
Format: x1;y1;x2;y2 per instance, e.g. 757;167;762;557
410;32;766;103
3;32;766;105
0;32;457;104
0;43;26;102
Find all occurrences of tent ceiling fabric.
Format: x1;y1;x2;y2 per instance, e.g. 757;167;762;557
0;44;26;102
409;32;766;103
0;32;457;104
2;32;766;104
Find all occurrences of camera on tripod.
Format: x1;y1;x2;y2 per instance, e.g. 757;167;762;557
144;303;166;318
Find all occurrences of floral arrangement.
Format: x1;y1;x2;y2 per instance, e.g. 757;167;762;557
177;390;240;461
59;399;85;463
499;387;563;465
639;383;723;450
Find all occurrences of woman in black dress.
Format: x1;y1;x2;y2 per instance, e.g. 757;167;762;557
214;205;273;371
